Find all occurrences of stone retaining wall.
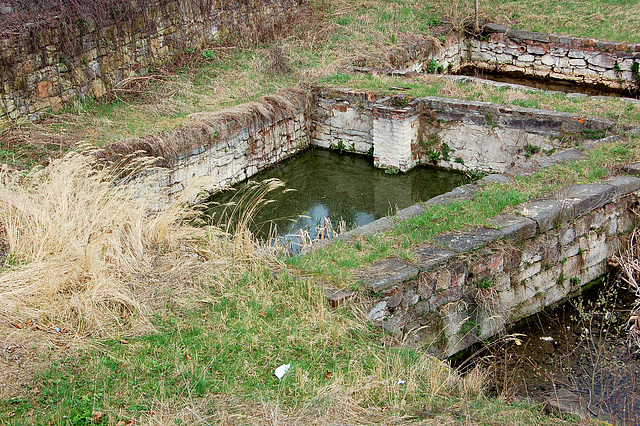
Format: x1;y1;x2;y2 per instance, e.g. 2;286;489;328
427;24;640;94
312;87;622;174
358;176;640;358
468;24;640;93
0;0;304;121
98;91;311;207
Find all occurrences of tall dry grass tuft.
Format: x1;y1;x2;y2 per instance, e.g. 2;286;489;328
96;89;311;168
612;225;640;353
0;150;208;336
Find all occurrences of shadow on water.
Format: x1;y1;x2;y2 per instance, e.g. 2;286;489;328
205;148;467;244
456;279;640;424
456;65;640;98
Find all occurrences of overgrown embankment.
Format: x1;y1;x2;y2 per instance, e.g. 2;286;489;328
2;0;640;424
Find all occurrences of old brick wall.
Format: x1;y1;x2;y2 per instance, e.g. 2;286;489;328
428;24;640;94
96;90;311;209
0;0;305;120
359;177;640;358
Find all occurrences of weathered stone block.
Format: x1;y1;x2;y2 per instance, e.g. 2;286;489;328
520;199;562;233
486;213;537;242
449;262;467;287
568;58;587;67
540;54;555;66
527;44;547;55
503;249;523;272
565;183;615;217
411;245;456;270
431;228;502;253
622;162;640;177
507;29;550;43
587;53;617;69
357;257;420;291
472;251;504;276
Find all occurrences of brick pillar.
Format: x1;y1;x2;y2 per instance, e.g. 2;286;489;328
372;105;419;172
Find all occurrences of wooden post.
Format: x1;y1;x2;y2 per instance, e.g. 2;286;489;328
474;0;479;33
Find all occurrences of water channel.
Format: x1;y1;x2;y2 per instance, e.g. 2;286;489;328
457;66;639;98
206;148;467;244
461;280;640;424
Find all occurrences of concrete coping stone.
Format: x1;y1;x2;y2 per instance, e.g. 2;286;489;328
424;183;479;206
527;148;585;169
623;162;640;177
505;28;550;43
356;257;420;292
605;175;640;197
347;216;393;237
477;174;512;184
485;213;537;242
394;203;426;221
484;23;508;34
411;245;456;270
565;183;616;216
431;227;503;253
520;183;616;233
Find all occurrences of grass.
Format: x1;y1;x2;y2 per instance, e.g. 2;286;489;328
0;135;611;424
0;262;572;425
480;0;640;43
5;0;640;164
1;0;640;423
0;149;566;423
289;135;640;286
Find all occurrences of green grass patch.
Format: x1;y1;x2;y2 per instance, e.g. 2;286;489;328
1;266;550;424
289;136;640;285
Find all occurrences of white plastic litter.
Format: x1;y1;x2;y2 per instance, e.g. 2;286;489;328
397;379;406;385
274;363;291;379
540;336;554;342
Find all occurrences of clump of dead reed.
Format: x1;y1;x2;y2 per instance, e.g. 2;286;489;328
96;89;311;168
612;226;640;353
0;149;211;336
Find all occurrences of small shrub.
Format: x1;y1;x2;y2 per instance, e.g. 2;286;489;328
524;144;541;158
392;97;409;108
477;276;493;289
426;149;441;164
466;169;487;181
201;49;216;60
441;143;453;161
427;58;438;74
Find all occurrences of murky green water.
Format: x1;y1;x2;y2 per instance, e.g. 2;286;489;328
206;148;467;240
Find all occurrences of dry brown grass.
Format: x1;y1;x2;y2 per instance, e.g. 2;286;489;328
96;89;310;167
0;149;228;337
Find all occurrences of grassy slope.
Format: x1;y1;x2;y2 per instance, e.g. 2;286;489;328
5;0;640;165
2;0;640;424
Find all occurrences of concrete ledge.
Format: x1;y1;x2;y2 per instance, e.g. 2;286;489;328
606;175;640;196
357;257;420;292
486;213;537;242
412;245;456;270
431;228;503;253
